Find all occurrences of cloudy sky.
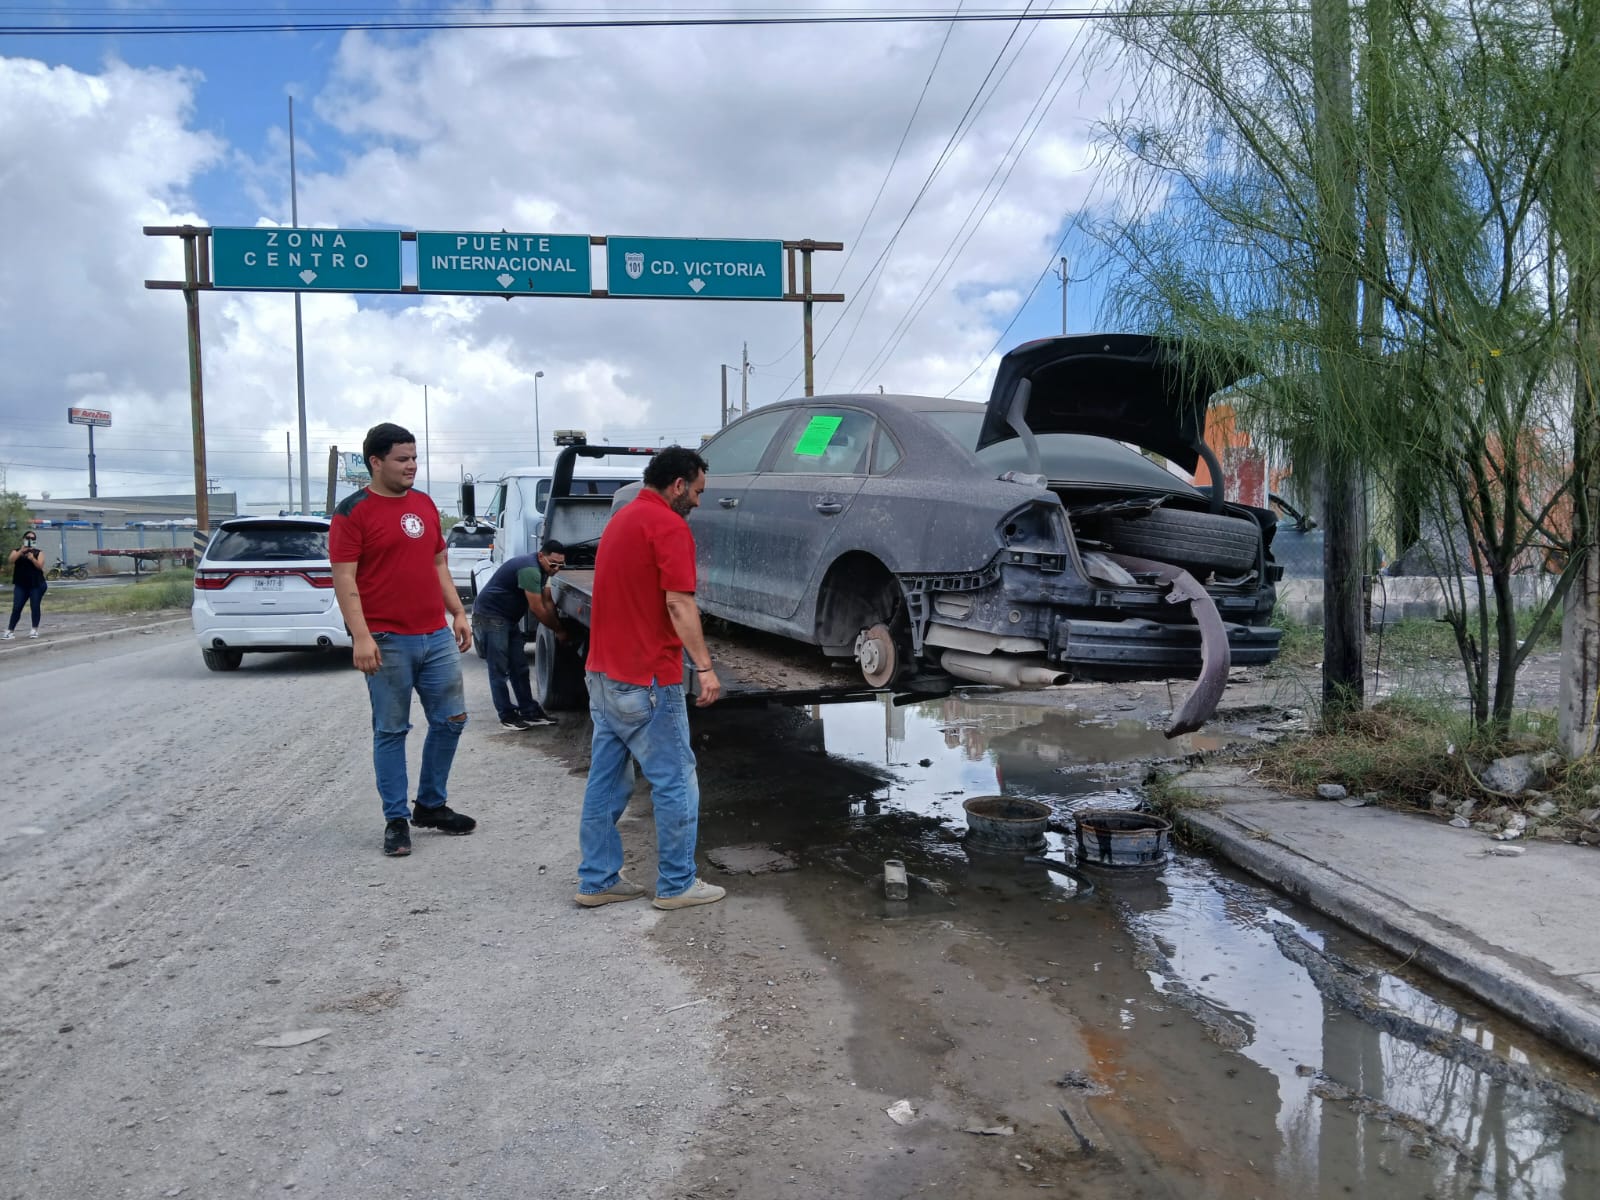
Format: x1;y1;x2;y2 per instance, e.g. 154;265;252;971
0;1;1128;513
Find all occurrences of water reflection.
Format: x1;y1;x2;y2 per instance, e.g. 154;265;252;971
791;690;1600;1197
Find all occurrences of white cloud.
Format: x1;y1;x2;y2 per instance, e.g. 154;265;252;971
1;10;1123;510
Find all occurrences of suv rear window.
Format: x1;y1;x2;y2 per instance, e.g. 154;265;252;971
447;526;495;549
206;525;329;562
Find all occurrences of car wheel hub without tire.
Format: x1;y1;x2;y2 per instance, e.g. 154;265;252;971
854;623;898;687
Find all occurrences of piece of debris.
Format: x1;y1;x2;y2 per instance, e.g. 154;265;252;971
1315;783;1348;801
1339;794;1375;808
1480;754;1549;796
1529;799;1560;820
1427;792;1452;814
885;1099;917;1126
253;1029;332;1049
1455;798;1478;820
1448;816;1471;829
1486;844;1526;857
704;844;798;875
963;1123;1016;1137
1493;814;1528;842
883;859;909;901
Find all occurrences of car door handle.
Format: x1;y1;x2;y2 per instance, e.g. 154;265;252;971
719;497;739;509
814;500;843;516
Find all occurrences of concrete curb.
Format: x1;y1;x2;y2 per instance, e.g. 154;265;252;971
0;616;191;655
1170;771;1600;1068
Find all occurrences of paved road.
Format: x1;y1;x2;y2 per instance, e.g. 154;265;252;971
0;627;718;1199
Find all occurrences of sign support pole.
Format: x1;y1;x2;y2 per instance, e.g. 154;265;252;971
801;244;816;397
87;424;97;498
183;228;210;557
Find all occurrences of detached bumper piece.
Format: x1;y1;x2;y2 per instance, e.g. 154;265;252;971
1060;551;1280;738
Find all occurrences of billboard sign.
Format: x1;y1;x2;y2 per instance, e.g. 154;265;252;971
68;407;112;427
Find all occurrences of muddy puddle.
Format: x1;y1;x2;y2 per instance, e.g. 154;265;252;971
692;691;1600;1198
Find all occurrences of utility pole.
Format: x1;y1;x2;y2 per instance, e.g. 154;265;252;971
720;364;730;428
1312;0;1365;716
423;384;432;497
1058;257;1068;334
742;341;750;416
286;431;292;511
290;97;311;516
326;446;339;515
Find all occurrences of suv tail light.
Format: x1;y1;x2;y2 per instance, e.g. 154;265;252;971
194;567;334;589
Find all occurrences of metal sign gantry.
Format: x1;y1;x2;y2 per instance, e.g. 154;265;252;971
144;225;844;548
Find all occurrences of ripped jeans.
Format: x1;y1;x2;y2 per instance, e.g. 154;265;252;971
365;626;468;821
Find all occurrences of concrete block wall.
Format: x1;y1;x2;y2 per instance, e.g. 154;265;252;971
14;527;197;575
1276;574;1557;626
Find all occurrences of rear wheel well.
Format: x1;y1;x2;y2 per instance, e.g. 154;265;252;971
814;553;902;656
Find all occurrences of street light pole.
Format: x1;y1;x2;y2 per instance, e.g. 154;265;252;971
534;370;545;466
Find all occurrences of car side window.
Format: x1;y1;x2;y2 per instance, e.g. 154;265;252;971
702;408;793;475
768;409;876;476
871;427;902;475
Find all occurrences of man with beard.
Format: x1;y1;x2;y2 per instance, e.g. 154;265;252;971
574;445;725;910
331;422;476;858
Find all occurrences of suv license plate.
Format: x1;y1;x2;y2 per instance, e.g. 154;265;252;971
254;576;284;591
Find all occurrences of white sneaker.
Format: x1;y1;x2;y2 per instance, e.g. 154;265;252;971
652;878;727;910
1;630;12;640
28;628;38;639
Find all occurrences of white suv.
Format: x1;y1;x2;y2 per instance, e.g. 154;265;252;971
446;521;495;601
191;516;350;671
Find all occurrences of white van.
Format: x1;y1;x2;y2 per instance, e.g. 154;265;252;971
467;460;643;598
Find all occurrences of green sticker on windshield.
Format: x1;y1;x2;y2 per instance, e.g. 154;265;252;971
793;414;843;457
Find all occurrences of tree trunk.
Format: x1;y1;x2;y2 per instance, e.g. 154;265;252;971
1313;0;1365;716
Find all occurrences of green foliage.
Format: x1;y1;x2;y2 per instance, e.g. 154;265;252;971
0;490;31;537
1084;0;1594;730
47;570;194;614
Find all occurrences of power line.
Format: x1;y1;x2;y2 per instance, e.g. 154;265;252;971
942;232;1071;398
3;7;1253;37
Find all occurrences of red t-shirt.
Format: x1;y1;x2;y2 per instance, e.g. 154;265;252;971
328;488;448;635
586;489;697;686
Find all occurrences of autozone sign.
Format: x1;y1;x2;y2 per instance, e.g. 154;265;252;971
68;407;112;427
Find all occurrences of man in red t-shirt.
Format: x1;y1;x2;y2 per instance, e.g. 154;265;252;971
330;423;475;859
575;446;726;910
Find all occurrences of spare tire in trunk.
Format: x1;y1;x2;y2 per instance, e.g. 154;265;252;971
1079;507;1260;576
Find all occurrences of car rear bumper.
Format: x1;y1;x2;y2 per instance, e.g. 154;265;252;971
194;620;351;651
1049;617;1281;675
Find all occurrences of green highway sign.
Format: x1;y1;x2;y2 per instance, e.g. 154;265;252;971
211;227;402;291
416;231;592;295
606;236;784;300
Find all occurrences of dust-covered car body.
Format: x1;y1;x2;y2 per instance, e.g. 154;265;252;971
691;334;1282;729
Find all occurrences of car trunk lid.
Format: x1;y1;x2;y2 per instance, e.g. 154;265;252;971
976;333;1255;473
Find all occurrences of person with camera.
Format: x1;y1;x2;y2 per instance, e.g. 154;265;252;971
5;530;47;640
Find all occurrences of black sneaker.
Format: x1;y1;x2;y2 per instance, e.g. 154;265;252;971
499;713;532;730
412;804;476;835
383;818;412;857
518;705;557;727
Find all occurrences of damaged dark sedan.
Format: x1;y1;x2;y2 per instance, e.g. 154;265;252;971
690;333;1284;733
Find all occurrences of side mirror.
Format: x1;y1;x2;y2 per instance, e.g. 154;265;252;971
459;480;476;523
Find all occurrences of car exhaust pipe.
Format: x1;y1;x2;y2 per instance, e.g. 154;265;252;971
212;638;226;650
940;650;1070;689
317;636;332;648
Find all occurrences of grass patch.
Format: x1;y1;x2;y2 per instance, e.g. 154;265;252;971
1257;695;1596;816
48;569;193;614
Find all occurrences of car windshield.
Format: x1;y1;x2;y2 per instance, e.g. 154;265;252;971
447;526;495;549
207;525;328;561
922;410;1200;494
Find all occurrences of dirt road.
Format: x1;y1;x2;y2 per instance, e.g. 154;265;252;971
3;622;1594;1199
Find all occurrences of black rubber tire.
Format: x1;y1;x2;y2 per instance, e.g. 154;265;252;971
1082;507;1260;576
534;622;587;711
201;647;243;672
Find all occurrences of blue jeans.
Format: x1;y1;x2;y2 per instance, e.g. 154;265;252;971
479;615;535;719
578;672;701;899
365;627;468;821
9;582;45;631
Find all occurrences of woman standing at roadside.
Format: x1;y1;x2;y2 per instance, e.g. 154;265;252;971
5;530;47;640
